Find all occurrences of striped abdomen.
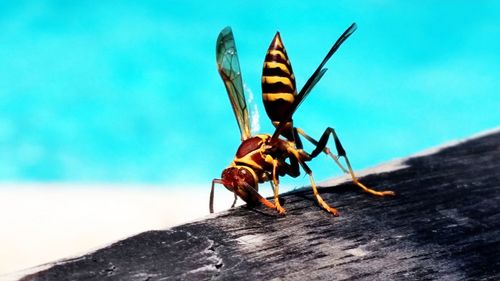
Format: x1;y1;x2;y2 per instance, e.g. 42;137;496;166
262;32;296;140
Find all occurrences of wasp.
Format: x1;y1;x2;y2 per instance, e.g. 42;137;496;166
210;23;395;216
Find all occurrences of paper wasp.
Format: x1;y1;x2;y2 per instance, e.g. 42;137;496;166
210;23;395;216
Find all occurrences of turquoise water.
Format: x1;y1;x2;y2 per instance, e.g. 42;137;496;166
0;1;499;187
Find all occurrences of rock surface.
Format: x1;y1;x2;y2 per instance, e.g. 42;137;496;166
16;130;500;280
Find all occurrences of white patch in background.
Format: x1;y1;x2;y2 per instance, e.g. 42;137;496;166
0;184;235;277
244;83;260;134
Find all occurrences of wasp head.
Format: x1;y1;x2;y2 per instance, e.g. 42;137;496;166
221;166;259;205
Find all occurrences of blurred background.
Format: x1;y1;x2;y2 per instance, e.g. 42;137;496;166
1;0;500;275
0;1;499;187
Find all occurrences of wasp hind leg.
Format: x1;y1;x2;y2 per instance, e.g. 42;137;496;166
295;127;347;173
296;127;395;197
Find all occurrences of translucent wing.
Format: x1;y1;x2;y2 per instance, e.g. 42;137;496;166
272;23;358;140
216;27;251;140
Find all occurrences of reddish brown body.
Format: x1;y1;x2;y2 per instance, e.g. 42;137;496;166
220;134;297;206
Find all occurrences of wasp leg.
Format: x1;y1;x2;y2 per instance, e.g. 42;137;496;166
271;159;286;215
269;156;300;212
303;161;339;216
240;181;277;211
286;147;339;216
292;127;305;150
231;193;238;208
211;179;276;213
295;127;348;173
275;152;300;178
298;127;395;197
210;179;224;213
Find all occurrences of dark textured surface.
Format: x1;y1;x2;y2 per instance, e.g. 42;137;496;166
19;131;500;281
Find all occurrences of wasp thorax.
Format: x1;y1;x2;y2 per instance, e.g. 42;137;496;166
221;166;259;204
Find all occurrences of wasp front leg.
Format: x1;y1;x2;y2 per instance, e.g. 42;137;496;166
210;179;223;213
271;159;286;215
230;192;238;208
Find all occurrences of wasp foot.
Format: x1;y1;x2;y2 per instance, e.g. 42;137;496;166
354;180;396;197
276;205;286;215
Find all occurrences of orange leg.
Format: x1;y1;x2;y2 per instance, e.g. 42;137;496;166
308;173;339;216
271;159;286;215
296;127;395;197
210;179;277;213
240;181;277;211
287;146;339;216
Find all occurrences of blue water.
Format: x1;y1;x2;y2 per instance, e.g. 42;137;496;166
0;1;499;187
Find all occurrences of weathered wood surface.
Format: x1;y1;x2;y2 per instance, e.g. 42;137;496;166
17;130;500;280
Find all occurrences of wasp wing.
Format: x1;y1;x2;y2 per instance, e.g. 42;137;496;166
271;23;357;140
216;27;251;141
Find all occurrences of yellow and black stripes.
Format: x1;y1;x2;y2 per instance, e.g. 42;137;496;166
261;32;296;140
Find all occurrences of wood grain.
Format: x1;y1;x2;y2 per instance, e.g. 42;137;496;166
19;130;500;281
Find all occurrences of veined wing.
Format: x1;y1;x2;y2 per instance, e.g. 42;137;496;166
272;23;358;140
216;26;251;140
